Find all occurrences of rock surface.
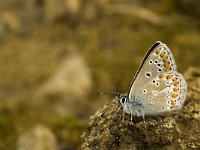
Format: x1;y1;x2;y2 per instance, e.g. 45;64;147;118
37;54;92;100
17;124;58;150
81;67;200;150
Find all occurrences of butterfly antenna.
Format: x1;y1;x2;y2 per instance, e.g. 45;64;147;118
97;91;121;97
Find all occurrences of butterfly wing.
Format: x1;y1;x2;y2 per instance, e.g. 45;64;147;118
133;72;187;115
128;41;187;115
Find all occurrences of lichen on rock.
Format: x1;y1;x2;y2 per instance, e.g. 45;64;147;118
81;67;200;150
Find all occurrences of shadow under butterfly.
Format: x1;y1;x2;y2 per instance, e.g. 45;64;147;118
98;41;187;122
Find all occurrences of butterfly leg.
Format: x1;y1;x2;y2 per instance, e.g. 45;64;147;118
130;114;133;124
142;111;147;129
142;111;145;123
136;110;139;117
133;115;136;122
113;106;121;118
116;106;121;114
122;111;125;121
129;108;134;124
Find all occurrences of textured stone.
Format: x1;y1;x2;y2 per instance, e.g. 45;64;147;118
17;124;58;150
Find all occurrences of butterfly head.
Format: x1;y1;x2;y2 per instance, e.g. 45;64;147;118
118;95;128;106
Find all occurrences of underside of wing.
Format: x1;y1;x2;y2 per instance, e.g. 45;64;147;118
129;41;177;101
135;72;187;115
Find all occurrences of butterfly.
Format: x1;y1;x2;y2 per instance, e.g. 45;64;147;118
116;41;187;118
98;41;187;121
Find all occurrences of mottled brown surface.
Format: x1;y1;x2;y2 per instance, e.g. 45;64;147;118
81;67;200;150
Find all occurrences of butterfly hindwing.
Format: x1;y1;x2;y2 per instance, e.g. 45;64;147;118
135;72;187;115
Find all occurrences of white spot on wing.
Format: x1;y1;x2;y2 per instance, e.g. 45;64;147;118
152;90;158;96
157;68;162;73
165;95;169;99
143;89;147;94
149;60;153;65
151;101;155;104
156;82;160;87
154;59;159;64
151;80;156;85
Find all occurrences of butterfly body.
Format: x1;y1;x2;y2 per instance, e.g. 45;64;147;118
118;41;187;116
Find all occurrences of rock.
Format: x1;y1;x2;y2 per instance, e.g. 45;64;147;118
65;0;82;17
34;0;101;22
43;0;67;22
0;12;22;33
0;19;8;37
35;54;92;116
25;0;45;21
25;0;69;22
81;67;200;149
38;54;92;99
17;124;58;150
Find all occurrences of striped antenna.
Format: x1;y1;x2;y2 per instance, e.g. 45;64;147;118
97;91;121;97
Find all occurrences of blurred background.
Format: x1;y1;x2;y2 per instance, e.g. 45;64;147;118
0;0;200;149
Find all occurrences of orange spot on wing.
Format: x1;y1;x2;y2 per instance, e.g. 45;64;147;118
166;75;172;80
172;93;178;98
164;62;170;68
174;82;179;86
163;57;168;62
173;87;179;92
171;100;176;109
172;78;178;82
159;74;164;79
160;53;165;58
155;49;160;54
165;68;171;72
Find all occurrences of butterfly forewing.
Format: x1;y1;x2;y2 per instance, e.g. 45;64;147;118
128;41;186;115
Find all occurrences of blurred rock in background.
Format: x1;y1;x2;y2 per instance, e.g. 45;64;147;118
0;12;23;38
35;53;92;116
25;0;106;23
39;54;91;99
17;124;58;150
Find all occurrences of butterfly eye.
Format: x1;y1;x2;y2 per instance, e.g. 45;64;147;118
121;97;126;103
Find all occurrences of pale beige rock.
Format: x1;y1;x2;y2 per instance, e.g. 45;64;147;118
44;0;66;22
0;12;22;32
65;0;82;16
17;124;58;150
40;54;92;99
